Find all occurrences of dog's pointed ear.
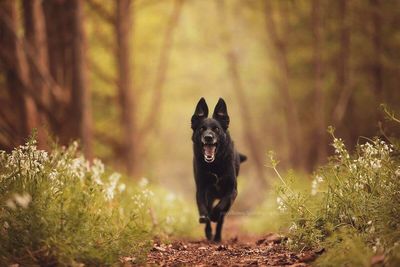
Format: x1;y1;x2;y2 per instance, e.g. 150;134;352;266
191;97;208;129
212;98;230;129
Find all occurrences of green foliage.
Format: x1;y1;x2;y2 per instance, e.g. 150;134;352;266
315;229;373;267
242;171;311;234
0;139;198;265
267;130;400;265
146;184;200;239
242;187;282;234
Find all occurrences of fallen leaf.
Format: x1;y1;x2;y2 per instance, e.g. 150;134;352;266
153;245;166;252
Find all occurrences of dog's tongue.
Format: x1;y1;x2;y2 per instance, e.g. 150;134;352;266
204;145;216;162
204;145;215;156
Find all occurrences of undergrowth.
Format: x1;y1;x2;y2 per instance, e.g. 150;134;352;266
266;125;400;266
0;139;198;266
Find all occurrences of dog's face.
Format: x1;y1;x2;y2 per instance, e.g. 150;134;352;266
191;98;230;163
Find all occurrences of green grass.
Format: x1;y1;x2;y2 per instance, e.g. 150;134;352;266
254;127;400;266
0;138;199;266
243;171;311;235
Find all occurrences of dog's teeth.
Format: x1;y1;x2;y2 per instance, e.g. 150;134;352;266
204;154;215;163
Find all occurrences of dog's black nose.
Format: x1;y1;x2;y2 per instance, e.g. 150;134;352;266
204;135;213;143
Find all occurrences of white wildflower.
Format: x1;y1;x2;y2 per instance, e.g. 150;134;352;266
105;187;115;201
0;150;6;161
70;156;89;181
48;170;57;181
311;180;318;196
91;158;105;184
105;173;121;200
349;163;357;173
367;220;375;233
276;197;286;212
5;193;32;209
14;193;32;209
109;172;121;185
132;194;144;208
289;223;297;232
5;199;16;210
395;168;400;178
118;183;126;193
139;177;149;188
370;159;382;170
373;238;381;252
354;182;363;190
142;188;154;199
311;174;324;196
7;142;48;176
333;137;349;159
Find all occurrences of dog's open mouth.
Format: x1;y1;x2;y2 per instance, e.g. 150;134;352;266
203;144;217;163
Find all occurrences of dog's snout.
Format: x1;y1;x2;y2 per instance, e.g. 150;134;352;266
204;134;213;143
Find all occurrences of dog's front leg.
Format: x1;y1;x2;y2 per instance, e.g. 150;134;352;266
196;189;209;224
212;191;236;242
210;189;237;222
214;215;224;242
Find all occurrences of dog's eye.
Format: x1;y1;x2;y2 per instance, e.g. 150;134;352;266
200;126;206;131
213;127;220;132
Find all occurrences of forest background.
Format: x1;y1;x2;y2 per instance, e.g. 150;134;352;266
1;0;400;208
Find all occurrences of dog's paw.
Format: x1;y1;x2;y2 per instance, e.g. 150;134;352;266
213;235;221;242
199;215;210;224
209;208;221;222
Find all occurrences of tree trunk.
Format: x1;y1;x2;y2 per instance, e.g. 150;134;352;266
116;0;136;176
22;0;50;148
216;0;266;188
42;0;73;141
135;0;184;173
264;1;305;170
0;0;37;144
312;0;326;165
69;0;93;158
138;0;184;141
332;0;351;126
42;0;66;87
370;0;383;100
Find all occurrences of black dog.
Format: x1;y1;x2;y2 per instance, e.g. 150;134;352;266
191;97;246;242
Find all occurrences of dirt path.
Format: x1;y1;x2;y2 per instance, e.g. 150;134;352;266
145;217;319;266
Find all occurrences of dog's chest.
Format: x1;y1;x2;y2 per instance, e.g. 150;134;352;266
207;171;225;193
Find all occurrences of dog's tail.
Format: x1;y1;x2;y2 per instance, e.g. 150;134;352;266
239;153;247;163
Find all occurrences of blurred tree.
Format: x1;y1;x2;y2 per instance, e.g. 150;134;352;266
217;0;266;187
69;0;93;158
370;0;383;101
0;0;92;157
264;1;305;170
116;0;136;175
22;0;51;148
138;0;184;140
1;0;400;183
332;0;351;127
0;0;33;148
43;0;93;157
311;0;326;165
